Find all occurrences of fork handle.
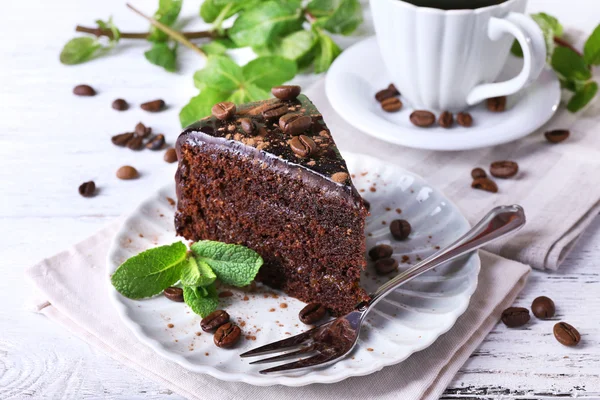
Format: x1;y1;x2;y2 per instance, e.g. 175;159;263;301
365;205;526;309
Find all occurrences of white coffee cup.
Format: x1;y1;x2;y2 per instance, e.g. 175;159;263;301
370;0;547;111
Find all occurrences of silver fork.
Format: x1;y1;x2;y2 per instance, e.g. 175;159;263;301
240;205;526;374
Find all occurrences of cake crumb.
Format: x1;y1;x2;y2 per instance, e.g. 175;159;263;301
269;308;276;312
205;352;210;356
246;335;257;341
218;291;234;298
367;348;374;352
381;221;387;225
166;197;176;206
370;187;376;192
242;295;249;301
280;303;288;309
139;233;144;238
385;207;391;211
167;324;174;328
195;332;202;336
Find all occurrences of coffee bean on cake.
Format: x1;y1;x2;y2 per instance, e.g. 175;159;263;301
262;102;288;119
410;110;435;127
279;113;312;135
212;101;236;120
390;219;411;240
272;85;301;101
239;118;255;134
141;99;165;112
290;135;317;157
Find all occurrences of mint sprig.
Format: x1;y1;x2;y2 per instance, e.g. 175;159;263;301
111;239;263;318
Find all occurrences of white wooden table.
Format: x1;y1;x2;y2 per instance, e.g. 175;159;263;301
1;1;599;398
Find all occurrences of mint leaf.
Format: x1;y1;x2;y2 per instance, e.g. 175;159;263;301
308;0;363;36
111;242;187;299
228;83;270;103
551;46;592;82
200;0;250;23
144;42;178;72
201;41;229;56
191;241;263;287
532;12;563;38
510;40;524;58
59;37;102;65
193;55;244;91
180;257;217;287
254;30;317;69
180;88;230;127
96;17;121;44
228;1;303;48
567;81;598;112
148;0;183;43
183;285;219;317
314;30;342;73
584;24;600;66
242;56;297;90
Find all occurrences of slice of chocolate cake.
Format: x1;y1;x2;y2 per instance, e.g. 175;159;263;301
174;86;369;316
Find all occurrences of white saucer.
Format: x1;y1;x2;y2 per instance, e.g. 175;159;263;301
325;37;560;151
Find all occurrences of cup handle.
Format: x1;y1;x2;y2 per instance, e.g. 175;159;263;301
466;12;547;106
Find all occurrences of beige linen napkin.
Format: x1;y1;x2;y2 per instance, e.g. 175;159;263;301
26;222;530;400
305;78;600;271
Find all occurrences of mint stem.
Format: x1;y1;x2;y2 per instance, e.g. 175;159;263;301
126;3;207;58
75;25;216;40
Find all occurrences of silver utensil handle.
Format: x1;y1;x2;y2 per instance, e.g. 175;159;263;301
367;205;526;308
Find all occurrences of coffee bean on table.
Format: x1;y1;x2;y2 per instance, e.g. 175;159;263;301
299;303;327;325
487;96;507;112
410;110;435;127
471;167;487;179
374;257;398;275
272;85;301;101
545;129;570;144
141;99;166;112
438;111;454;128
381;97;403;112
78;181;96;198
116;165;139;180
368;244;393;261
214;322;241;348
280;113;312;135
73;84;96;96
146;134;165;150
501;307;530;327
456;112;473;127
135;122;151;138
262;102;288;119
531;296;555;319
239;117;255;134
164;287;184;302
553;322;580;346
112;98;129;111
290;135;317;157
127;135;144;150
201;310;230;332
390;219;411;240
490;160;518;178
164;148;178;163
111;132;134;147
471;177;498;193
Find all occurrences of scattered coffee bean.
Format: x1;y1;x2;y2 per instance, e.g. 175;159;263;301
111;132;134;147
164;287;184;302
271;85;301;101
211;101;236;120
545;129;570;144
490;160;518;178
410;110;435;127
78;181;96;198
381;97;403;112
553;322;580;346
331;172;349;183
487;96;507;112
279;113;312;135
387;83;400;95
261;101;288;119
214;322;242;348
363;198;371;211
73;84;96;96
201;310;230;332
140;99;165;112
471;167;487;179
375;87;398;102
299;303;327;325
368;244;394;261
127;135;144;150
239;117;255;134
164;148;178;163
374;257;399;275
290;135;317;157
456;112;473;127
501;307;530;327
471;177;498;193
438;111;454;128
116;165;139;180
112;98;129;111
532;296;555;319
135;122;151;138
146;134;165;150
390;219;411;240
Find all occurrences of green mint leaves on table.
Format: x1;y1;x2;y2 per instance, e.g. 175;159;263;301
512;13;599;112
59;0;363;125
111;240;263;318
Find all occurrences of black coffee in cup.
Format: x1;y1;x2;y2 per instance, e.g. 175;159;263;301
401;0;507;9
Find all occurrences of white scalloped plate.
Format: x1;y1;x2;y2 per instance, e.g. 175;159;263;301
107;152;480;386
